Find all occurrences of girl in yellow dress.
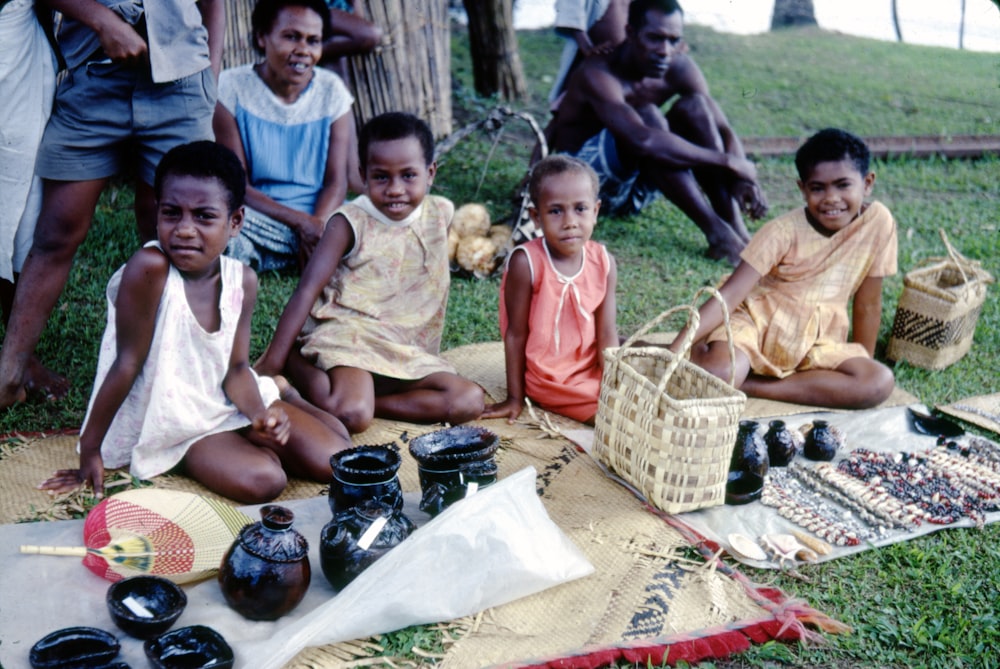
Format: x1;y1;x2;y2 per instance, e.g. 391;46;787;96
257;112;484;433
676;128;897;409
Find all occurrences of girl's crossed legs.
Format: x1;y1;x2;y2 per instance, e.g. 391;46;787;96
183;394;351;504
691;340;894;411
286;349;485;434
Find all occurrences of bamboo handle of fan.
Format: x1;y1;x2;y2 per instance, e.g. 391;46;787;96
20;545;88;556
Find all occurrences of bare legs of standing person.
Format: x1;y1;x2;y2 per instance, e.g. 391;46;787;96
0;177;157;408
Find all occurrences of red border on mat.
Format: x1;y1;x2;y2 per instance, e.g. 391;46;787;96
512;614;806;669
509;446;847;669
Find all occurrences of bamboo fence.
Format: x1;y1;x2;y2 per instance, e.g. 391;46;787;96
221;0;452;138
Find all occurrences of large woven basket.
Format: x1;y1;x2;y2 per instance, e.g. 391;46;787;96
887;230;993;370
593;289;746;514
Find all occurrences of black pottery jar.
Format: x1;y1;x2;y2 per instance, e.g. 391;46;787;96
329;443;405;517
218;505;310;621
803;420;843;461
319;499;413;592
726;420;769;504
408;426;499;516
763;419;800;467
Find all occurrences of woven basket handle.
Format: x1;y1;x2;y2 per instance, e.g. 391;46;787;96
615;286;738;395
682;286;738;388
618;302;700;350
938;228;971;286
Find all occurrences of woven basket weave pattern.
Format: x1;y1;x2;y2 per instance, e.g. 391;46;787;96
593;291;746;514
887;257;992;370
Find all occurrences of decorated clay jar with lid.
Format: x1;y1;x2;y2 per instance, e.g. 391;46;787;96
319;499;413;592
218;505;310;621
803;420;844;461
763;419;801;467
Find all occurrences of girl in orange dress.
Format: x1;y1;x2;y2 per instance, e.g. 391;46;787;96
483;155;618;424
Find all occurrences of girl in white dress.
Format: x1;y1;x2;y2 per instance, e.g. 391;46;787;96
41;142;351;503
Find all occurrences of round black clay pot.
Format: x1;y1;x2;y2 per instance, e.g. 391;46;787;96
329;443;405;516
763;419;799;467
408;426;499;516
729;419;769;478
144;625;233;669
218;505;310;621
803;420;842;461
319;499;413;592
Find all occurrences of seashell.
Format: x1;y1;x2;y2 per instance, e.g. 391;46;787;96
791;529;833;556
451;203;491;238
795;546;819;563
761;532;803;556
727;532;767;561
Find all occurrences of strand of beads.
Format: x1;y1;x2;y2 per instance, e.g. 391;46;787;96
762;469;871;546
961;436;1000;469
810;458;925;529
837;448;979;526
788;463;897;533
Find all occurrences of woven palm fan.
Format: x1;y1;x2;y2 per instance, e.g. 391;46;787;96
20;488;253;583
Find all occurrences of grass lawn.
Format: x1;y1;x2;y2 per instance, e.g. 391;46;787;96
3;19;999;669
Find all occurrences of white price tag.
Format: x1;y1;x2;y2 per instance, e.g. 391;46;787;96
122;595;154;618
357;515;389;550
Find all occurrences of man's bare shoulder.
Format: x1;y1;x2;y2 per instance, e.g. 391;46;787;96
549;56;630;152
572;54;629;97
664;53;710;94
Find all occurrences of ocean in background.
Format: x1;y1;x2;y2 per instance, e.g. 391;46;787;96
509;0;1000;53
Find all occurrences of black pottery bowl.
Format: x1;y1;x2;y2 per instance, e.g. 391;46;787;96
408;425;499;468
144;625;234;669
725;471;764;505
106;575;187;640
29;626;121;669
330;443;402;483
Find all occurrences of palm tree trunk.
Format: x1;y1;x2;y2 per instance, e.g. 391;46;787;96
461;0;527;101
959;0;967;49
891;0;904;42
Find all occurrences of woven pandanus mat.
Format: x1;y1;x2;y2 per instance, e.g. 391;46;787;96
938;393;1000;436
444;339;918;420
0;342;842;667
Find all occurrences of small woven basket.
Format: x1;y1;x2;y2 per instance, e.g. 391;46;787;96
593;288;746;514
887;230;993;370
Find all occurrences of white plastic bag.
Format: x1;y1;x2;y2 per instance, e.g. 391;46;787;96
250;466;594;669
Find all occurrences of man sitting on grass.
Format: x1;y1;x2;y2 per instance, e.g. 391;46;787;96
543;0;767;266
